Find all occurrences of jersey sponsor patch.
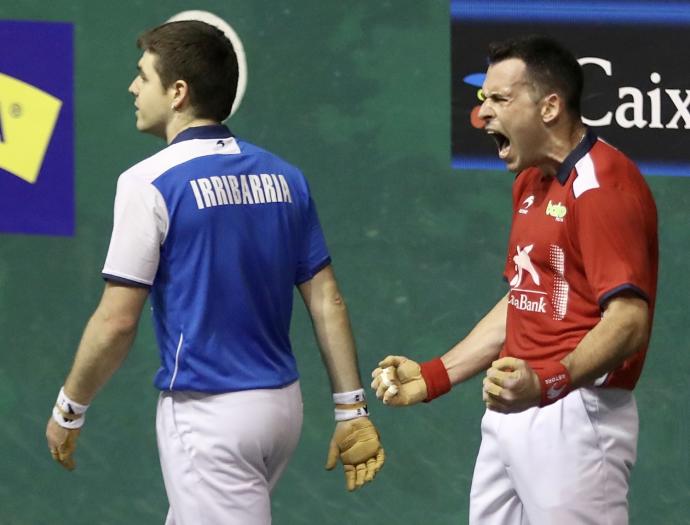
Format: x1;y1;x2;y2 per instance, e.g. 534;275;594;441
508;293;547;313
545;200;567;221
509;244;540;288
508;243;570;320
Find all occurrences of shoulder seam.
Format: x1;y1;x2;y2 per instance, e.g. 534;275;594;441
120;137;242;184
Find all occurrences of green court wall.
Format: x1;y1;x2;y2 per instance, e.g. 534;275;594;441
0;1;688;523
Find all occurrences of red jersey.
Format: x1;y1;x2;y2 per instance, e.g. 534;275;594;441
501;130;658;390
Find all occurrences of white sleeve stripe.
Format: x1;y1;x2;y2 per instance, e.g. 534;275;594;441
102;270;153;286
169;332;185;390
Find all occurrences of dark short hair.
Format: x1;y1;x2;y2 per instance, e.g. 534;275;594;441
487;35;583;117
137;20;238;121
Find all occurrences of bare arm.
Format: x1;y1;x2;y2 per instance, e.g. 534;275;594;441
441;293;508;385
484;293;650;412
562;294;649;387
299;264;384;491
47;281;149;470
298;264;363;392
372;293;508;406
63;281;149;403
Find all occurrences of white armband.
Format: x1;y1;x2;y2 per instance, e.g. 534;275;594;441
52;387;89;429
332;388;366;405
334;405;369;421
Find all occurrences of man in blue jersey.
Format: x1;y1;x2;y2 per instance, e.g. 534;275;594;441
46;20;384;524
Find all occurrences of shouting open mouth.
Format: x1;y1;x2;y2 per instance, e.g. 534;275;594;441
487;130;511;160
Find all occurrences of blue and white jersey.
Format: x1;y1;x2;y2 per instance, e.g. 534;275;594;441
102;125;331;393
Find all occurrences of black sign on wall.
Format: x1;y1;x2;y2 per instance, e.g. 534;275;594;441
451;0;690;177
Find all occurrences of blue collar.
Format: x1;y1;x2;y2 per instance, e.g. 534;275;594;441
556;128;598;185
170;124;233;145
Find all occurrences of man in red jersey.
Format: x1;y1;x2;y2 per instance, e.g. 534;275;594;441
372;35;657;524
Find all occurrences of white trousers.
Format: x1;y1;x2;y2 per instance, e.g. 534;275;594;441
469;387;638;525
156;381;303;525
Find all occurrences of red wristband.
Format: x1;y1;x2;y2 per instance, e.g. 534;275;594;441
531;360;571;407
420;358;452;402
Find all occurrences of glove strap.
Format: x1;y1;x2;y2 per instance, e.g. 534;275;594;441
334;405;369;421
531;361;571;407
420;357;451;402
332;388;366;405
52;387;89;429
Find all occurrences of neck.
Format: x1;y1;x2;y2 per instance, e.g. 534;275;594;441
538;121;587;178
165;114;220;144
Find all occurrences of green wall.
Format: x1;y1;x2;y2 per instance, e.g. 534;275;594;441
1;1;688;523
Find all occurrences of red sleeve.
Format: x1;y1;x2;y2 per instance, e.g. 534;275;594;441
571;181;657;306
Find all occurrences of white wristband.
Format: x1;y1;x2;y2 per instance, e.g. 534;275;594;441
332;388;366;405
334;405;369;421
52;387;89;429
52;406;84;429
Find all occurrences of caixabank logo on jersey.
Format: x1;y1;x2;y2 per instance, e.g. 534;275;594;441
451;0;690;177
0;21;74;235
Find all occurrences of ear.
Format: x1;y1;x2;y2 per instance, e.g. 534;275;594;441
170;79;190;111
541;93;562;124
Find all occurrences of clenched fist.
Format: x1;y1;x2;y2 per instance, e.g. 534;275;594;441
371;355;428;406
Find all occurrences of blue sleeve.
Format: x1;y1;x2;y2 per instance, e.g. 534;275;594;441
295;195;331;284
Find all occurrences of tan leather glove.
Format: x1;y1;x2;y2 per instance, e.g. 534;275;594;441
371;355;428;406
46;418;80;471
325;417;385;491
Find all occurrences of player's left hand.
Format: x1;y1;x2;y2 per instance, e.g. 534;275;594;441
46;418;81;471
483;357;541;413
325;417;385;491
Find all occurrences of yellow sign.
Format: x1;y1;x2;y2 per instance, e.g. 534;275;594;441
0;73;62;184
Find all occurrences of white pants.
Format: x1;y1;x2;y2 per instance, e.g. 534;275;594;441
470;388;638;525
156;381;303;525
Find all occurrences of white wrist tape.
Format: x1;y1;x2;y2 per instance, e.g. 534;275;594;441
332;388;366;405
334;405;369;421
380;367;399;396
52;387;89;429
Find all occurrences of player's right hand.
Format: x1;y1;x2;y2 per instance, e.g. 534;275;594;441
46;418;80;471
371;355;428;406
